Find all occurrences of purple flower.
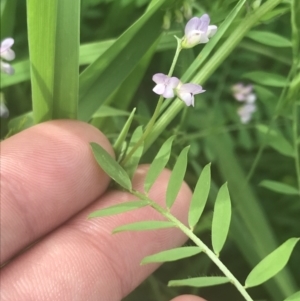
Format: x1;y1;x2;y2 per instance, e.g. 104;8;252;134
0;38;15;75
152;73;180;98
237;103;256;124
232;83;257;123
232;83;256;103
181;14;217;48
176;83;205;107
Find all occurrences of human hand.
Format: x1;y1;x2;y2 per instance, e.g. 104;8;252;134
0;120;207;301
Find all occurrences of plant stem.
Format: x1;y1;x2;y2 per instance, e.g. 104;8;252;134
293;102;300;195
121;95;164;165
120;38;182;165
132;190;254;301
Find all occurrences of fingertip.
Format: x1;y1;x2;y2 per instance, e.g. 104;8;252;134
0;120;114;263
171;295;207;301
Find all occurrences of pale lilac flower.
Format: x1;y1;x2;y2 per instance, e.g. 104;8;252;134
176;83;205;107
232;83;256;103
232;83;257;123
0;38;15;75
181;14;217;49
152;73;180;98
237;103;256;124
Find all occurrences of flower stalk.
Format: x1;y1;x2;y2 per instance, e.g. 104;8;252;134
120;38;183;166
132;189;254;301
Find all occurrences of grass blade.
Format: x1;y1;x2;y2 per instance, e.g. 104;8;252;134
27;0;79;123
78;1;166;121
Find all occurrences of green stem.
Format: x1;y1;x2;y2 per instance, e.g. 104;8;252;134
293;102;300;195
121;38;182;166
121;95;164;165
132;190;254;301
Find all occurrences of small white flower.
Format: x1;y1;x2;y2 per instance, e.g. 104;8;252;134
181;14;217;49
232;83;257;123
152;73;180;99
232;83;256;103
237;103;256;124
176;83;205;107
0;38;15;75
0;101;9;118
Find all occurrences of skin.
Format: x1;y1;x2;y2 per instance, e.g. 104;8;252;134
0;120;206;301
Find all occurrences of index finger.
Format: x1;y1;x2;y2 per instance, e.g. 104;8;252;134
0;120;114;264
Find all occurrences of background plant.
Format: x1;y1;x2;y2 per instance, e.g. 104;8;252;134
1;0;299;300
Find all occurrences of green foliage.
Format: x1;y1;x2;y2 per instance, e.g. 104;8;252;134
113;107;136;160
188;163;211;229
212;183;231;256
141;246;201;264
90;142;132;191
168;276;230;287
242;71;288;87
260;180;299;196
166;146;190;209
3;0;300;300
245;238;300;288
284;291;300;301
89;200;148;218
246;31;292;48
27;0;80;122
144;136;175;193
113;221;175;233
123;126;144;179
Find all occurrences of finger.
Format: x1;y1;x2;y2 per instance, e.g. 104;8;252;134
0;120;114;264
1;166;192;301
171;295;207;301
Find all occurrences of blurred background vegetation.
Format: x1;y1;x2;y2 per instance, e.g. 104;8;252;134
1;0;299;300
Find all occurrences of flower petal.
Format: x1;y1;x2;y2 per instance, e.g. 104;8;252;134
1;61;14;75
163;85;175;98
246;93;256;103
153;83;165;95
180;83;204;94
184;17;201;36
152;73;168;84
168;77;180;88
0;38;14;53
197;14;210;32
178;91;194;106
1;49;15;61
207;25;218;38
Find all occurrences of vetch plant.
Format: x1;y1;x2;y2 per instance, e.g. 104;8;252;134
2;0;300;300
87;10;299;301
